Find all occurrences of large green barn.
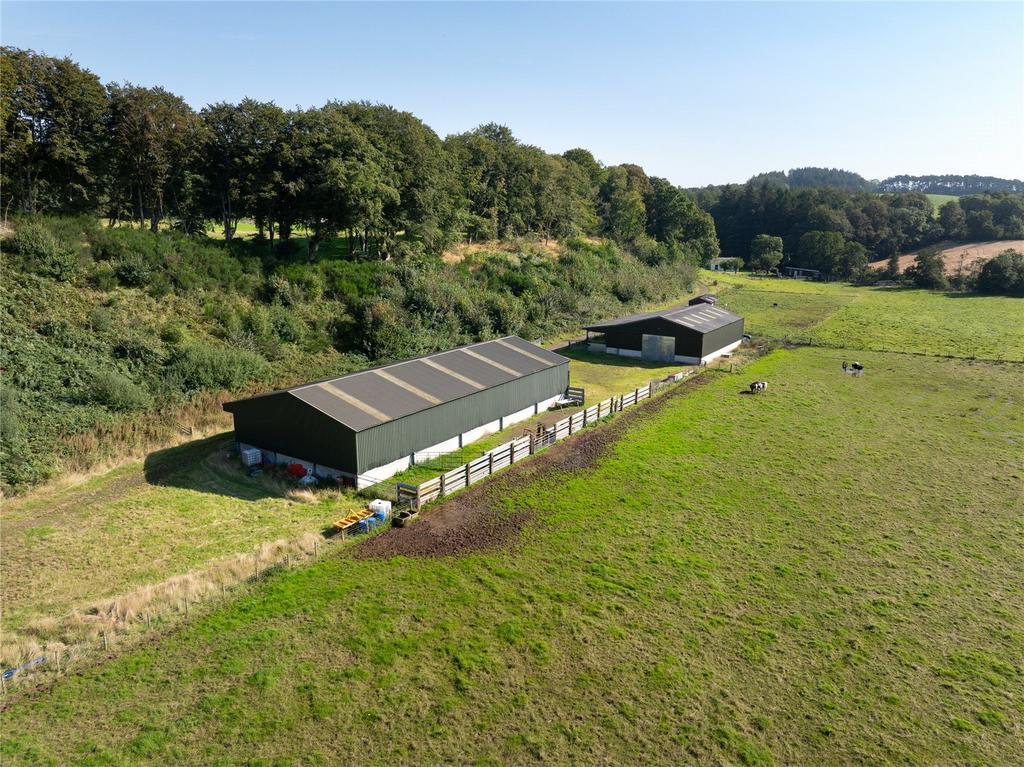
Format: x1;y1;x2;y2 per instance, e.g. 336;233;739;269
224;337;569;488
584;304;744;364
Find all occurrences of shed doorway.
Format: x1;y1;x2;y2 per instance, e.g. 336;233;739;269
641;333;675;362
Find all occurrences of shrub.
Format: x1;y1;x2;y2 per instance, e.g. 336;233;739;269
113;335;164;366
166;343;270;391
88;307;113;332
269;305;305;344
9;222;81;281
1;386;22;441
976;250;1024;296
114;253;153;288
88;370;153;412
905;249;949;290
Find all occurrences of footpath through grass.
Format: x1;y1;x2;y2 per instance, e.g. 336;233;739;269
3;347;1021;766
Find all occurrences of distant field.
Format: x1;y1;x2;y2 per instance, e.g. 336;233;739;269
4;347;1020;765
711;272;1024;361
811;288;1024;360
869;239;1024;275
926;193;958;214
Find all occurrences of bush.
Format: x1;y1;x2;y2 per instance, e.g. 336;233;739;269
88;370;153;412
166;343;270;391
905;249;949;290
113;253;154;288
976;250;1024;296
1;386;22;441
269;305;305;344
9;222;81;281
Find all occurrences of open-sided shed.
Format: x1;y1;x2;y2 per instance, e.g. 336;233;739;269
584;304;744;364
224;337;569;488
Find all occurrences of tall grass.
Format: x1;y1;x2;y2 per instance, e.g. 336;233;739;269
0;532;330;681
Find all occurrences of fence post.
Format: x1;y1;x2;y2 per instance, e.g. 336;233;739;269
439;472;446;497
488;451;494;476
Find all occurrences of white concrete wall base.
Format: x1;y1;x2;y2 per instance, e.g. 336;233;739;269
700;339;742;364
358;454;412;489
414;435;461;464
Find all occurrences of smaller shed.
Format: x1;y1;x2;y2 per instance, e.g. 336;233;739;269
584;304;744;365
782;266;821;280
688;293;717;307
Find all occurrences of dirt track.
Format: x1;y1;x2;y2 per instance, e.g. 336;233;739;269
355;374;712;559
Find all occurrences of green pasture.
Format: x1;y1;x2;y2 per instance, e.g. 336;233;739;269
3;346;1021;766
0;351;681;632
709;272;1024;361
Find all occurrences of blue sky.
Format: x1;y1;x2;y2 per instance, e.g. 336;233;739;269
3;2;1022;186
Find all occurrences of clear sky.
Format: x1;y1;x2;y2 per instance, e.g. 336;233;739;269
3;1;1022;187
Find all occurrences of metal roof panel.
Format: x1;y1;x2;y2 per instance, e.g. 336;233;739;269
226;336;568;432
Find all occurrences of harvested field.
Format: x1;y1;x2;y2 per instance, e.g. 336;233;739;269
869;239;1024;274
358;373;711;559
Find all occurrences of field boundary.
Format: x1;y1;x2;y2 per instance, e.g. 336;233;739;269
395;373;691;516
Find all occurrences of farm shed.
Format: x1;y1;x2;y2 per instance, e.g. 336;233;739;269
584;304;744;364
688;293;717;307
224;337;569;488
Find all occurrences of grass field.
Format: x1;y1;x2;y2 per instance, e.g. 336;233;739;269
0;438;341;633
711;272;1024;361
926;193;958;215
0;350;683;636
3;346;1021;766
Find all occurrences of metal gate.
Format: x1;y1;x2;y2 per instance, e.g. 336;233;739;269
641;334;675;362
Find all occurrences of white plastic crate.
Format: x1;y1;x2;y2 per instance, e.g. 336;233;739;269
241;447;262;467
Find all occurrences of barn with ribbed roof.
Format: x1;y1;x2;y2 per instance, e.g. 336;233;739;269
224;336;569;487
584;304;744;364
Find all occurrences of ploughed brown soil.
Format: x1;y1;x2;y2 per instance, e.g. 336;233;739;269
869;240;1024;275
356;373;712;559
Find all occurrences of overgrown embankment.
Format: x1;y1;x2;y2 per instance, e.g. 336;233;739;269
1;217;701;492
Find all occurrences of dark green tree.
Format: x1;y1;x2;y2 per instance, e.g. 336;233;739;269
749;234;784;272
938;199;967;240
904;248;949;290
976;249;1024;296
0;47;108;216
106;84;201;231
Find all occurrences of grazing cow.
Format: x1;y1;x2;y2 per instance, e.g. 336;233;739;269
851;362;864;376
749;381;768;393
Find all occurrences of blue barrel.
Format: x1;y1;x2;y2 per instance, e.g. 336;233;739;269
373;509;388;525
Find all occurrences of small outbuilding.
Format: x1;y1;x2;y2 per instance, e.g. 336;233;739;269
688;293;717;307
224;337;569;488
584;304;744;365
782;266;820;280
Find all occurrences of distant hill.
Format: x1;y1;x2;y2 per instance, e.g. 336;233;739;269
876;175;1023;195
748;167;873;191
742;169;1022;196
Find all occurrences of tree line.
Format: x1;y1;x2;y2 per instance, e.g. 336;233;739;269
877;175;1023;195
742;168;1022;195
0;47;718;263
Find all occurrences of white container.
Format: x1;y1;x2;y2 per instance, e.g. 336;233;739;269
241;447;262;467
368;499;392;517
